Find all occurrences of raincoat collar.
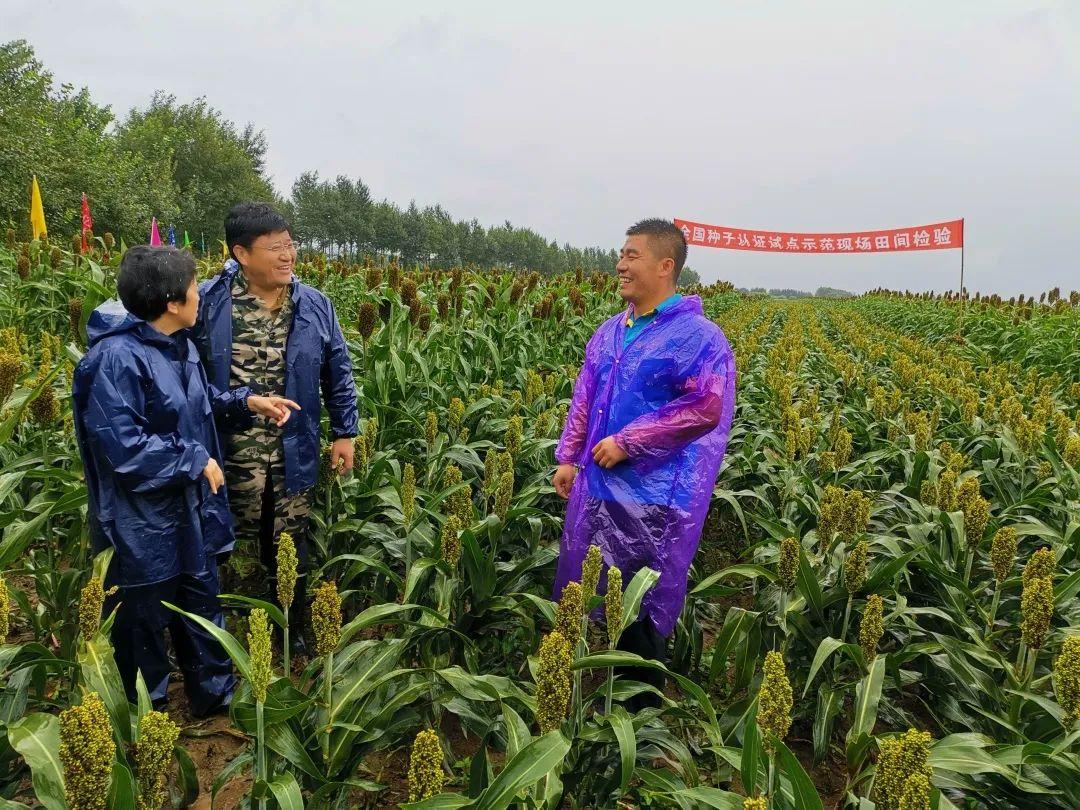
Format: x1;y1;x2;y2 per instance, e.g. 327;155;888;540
616;294;703;353
219;259;300;306
627;292;682;323
86;300;190;355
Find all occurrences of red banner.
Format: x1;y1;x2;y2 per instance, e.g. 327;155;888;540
675;218;963;253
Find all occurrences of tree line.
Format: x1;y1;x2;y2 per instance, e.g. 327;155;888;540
0;39;626;275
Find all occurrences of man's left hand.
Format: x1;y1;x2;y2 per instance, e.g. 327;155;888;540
592;436;628;469
331;437;355;475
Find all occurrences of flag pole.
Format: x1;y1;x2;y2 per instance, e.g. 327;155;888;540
957;217;966;338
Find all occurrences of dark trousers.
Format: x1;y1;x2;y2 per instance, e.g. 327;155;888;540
616;618;668;710
257;468;310;642
108;554;235;716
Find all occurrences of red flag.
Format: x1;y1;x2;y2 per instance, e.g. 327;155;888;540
80;194;93;253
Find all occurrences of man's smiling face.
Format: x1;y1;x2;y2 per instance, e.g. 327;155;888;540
616;234;665;305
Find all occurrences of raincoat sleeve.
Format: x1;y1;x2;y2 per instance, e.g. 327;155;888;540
555;329;601;466
613;330;733;464
207;383;253;430
321;300;359;439
83;350;211;492
189;317;253;431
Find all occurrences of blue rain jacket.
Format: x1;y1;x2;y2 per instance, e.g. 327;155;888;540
192;260;360;494
72;301;235;587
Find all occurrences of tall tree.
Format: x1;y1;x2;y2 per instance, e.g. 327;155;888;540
116;92;278;242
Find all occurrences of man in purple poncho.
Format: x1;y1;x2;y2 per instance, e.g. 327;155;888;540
552;218;736;708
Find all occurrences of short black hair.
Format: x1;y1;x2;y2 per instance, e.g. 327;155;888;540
225;201;292;261
117;245;196;321
626;218;688;281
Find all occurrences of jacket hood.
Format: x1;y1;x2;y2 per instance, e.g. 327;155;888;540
86;300;141;347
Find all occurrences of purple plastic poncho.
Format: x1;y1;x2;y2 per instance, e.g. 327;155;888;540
553;295;736;637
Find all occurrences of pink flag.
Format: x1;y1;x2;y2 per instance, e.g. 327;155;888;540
149;217;162;246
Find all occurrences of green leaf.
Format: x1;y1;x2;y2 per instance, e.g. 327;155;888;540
707;607;757;688
797;546;824;617
218;593;286;628
691;564;776;597
621;566;660;630
666;788;744;809
7;713;66;810
473;731;570;810
400;795;471;809
607;706;636;795
77;633;132;744
774;739;824;810
864;545;925;593
212;751;253;806
90;547;114;583
501;702;531;760
255;773;305;809
813;686;843;763
106;760;135;810
174;743;200;807
741;705;762;797
849;656;886;742
928;734;1015;778
163;601;251;681
340;602;446;647
802;636;846;697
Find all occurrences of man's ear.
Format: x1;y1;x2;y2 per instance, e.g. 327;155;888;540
232;244;247;266
659;256;676;280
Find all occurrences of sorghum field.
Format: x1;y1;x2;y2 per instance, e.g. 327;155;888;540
0;232;1079;810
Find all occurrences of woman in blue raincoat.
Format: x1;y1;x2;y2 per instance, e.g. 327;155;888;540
552;219;736;709
72;246;235;715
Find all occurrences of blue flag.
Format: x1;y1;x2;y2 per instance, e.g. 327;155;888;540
167;225;176;246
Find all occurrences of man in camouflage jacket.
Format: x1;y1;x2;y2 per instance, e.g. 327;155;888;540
193;202;359;654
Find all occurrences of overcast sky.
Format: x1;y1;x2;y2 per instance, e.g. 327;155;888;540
5;0;1078;295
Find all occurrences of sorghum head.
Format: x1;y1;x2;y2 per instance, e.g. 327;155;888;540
778;537;799;592
859;594;885;663
605;566;623;646
1054;636;1080;727
990;527;1018;584
757;651;793;752
1021;575;1054;649
407;728;445;802
135;710;180;810
535;632;572;734
554;581;584;648
247;608;273;703
276;532;299;612
873;729;933;810
311;580;342;657
581;545;603;606
59;692;115;810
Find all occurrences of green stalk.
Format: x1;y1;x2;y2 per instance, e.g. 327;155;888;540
1009;644;1033;736
282;606;290;676
840;594;853;641
767;750;777;799
255;699;267;810
323;650;334;773
604;667;614;717
963;549;974;584
986;585;1001;636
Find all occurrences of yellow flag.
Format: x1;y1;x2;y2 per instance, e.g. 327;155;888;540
29;175;47;240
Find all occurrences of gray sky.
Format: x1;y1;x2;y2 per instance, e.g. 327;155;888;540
5;0;1078;295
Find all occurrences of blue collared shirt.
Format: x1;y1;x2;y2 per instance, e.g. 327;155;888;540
623;293;682;347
